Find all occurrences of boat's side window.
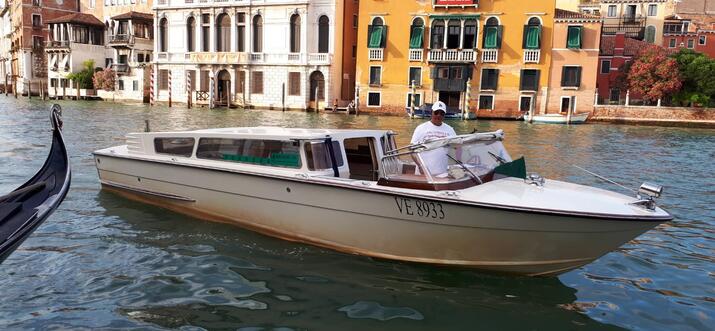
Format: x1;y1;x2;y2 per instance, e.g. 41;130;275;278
154;138;195;157
196;138;301;168
304;141;344;170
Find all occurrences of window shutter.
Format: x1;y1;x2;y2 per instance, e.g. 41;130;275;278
480;69;489;89
368;25;384;48
409;26;424;49
381;26;388;48
484;26;498;49
576;67;582;88
561;67;567;86
525;26;541;49
567;26;582;49
534;70;541;90
497;26;504;48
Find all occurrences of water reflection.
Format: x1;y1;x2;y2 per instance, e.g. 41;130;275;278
96;191;620;330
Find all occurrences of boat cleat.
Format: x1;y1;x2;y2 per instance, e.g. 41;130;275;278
524;173;545;187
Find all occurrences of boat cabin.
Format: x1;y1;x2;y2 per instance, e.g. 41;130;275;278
126;127;517;191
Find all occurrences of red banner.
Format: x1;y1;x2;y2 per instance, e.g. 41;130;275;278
435;0;476;5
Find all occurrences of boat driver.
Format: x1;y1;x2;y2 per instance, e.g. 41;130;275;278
410;101;456;175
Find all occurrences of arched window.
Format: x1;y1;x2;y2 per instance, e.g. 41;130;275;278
216;13;231;52
483;17;501;49
253;15;263;52
523;17;542;49
431;19;445;49
318;15;329;53
186;17;195;52
290;14;301;53
409;17;424;49
446;20;461;49
159;17;168;52
645;25;656;43
463;19;477;49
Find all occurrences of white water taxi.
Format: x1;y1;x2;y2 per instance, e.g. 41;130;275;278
93;127;672;276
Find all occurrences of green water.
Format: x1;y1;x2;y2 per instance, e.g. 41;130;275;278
1;98;713;330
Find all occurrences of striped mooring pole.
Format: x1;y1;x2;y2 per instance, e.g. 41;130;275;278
149;65;155;106
168;69;172;108
186;71;192;109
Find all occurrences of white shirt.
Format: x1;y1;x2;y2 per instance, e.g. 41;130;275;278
410;121;456;175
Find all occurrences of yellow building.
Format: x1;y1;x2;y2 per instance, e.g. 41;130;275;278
356;0;556;118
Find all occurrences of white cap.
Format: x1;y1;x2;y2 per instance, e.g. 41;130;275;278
432;101;447;113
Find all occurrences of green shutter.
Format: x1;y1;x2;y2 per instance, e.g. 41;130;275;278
369;26;384;48
409;26;424;49
484;26;498;49
567;26;582;49
526;26;540;49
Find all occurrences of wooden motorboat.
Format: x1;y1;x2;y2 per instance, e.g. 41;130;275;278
94;127;671;276
0;105;71;264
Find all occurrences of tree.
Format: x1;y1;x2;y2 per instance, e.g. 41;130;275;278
66;60;97;89
93;68;116;91
671;48;715;107
626;45;682;103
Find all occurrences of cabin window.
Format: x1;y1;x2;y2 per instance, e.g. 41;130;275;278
196;138;302;168
304;141;344;170
344;137;378;181
154;138;195;157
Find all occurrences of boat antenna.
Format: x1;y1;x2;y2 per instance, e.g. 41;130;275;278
571;165;636;194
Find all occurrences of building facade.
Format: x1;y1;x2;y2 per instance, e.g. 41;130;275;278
152;0;357;109
8;0;80;95
355;0;557;118
662;0;715;57
594;0;676;45
1;3;12;91
44;12;106;97
546;9;602;114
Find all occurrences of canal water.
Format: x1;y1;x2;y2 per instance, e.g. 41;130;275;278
0;97;713;330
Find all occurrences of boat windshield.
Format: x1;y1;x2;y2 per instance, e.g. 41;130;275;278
379;131;511;189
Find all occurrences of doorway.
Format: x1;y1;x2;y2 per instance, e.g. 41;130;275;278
309;71;325;110
560;96;575;114
217;69;231;107
439;91;461;109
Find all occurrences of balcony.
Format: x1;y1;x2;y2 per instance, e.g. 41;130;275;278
409;49;423;62
108;34;135;47
602;16;646;40
44;40;70;51
186;52;331;65
112;63;130;75
523;49;540;64
481;49;498;63
428;49;477;63
368;48;384;61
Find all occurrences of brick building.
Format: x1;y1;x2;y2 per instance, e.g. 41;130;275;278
8;0;80;95
662;0;715;57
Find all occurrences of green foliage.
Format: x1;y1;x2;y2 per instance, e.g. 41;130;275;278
671;49;715;107
626;45;682;102
92;68;116;91
66;60;97;89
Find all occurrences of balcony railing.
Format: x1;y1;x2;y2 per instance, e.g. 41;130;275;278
523;49;540;64
368;48;384;61
481;49;498;63
409;49;423;62
112;63;130;74
428;49;477;63
109;34;135;46
44;40;70;49
602;16;646;40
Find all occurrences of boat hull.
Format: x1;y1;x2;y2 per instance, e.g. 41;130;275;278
531;113;589;124
95;154;663;276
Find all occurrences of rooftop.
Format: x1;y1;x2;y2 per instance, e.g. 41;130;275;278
45;13;104;28
112;11;153;22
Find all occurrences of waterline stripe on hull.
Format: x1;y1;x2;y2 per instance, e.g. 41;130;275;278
94;152;673;222
101;180;196;202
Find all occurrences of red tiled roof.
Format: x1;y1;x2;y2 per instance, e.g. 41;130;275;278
112;11;153;22
555;9;601;20
45;13;104;28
